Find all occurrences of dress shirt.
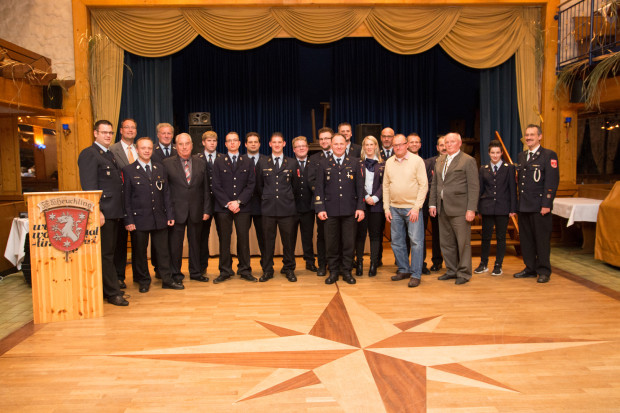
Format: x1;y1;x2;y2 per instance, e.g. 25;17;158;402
160;144;172;157
137;159;152;171
364;156;379;204
247;153;259;165
205;151;217;164
527;145;540;161
94;141;109;152
333;155;344;165
491;160;503;172
120;140;138;162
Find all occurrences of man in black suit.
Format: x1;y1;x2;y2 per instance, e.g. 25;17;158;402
122;137;183;292
211;132;257;284
255;133;298;282
197;130;222;277
339;122;362;158
163;133;212;285
514;124;559;284
309;127;334;276
315;134;365;285
291;135;317;272
423;136;446;272
245;132;268;269
380;128;395;160
77;120;128;306
151;122;176;164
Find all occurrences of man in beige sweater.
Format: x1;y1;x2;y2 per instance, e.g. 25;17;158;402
383;134;428;288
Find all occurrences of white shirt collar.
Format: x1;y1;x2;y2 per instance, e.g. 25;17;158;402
528;145;540;154
120;140;134;151
94;141;108;152
138;159;152;169
491;160;503;168
447;150;460;161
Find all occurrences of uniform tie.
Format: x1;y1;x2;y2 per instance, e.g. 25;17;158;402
232;155;237;167
127;146;135;163
326;151;332;158
183;159;191;183
300;160;305;171
145;164;152;179
493;165;498;174
208;153;213;165
164;147;170;157
527;151;533;161
274;157;280;169
336;158;341;166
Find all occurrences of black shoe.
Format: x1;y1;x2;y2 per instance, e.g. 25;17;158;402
474;264;488;274
342;273;356;284
305;263;318;272
430;264;442;272
325;274;338;284
537;274;550;283
241;274;258;282
107;295;129;306
155;272;162;280
513;269;537;278
118;280;127;289
438;273;457;280
317;266;327;276
352;259;358;268
422;266;431;275
259;273;273;282
455;277;469;285
162;281;184;290
391;272;411;281
491;265;503;276
368;263;377;277
377;261;383;267
285;271;297;282
356;261;363;276
139;285;150;293
213;274;231;284
190;275;209;282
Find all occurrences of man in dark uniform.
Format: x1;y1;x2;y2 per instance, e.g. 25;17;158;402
291;135;317;272
211;132;257;284
151;123;176;164
315;134;365;285
245;132;268;269
309;127;334;276
197;130;222;277
424;136;446;272
380;128;395;160
339;122;362;158
514;124;559;284
77;120;128;306
122;137;183;292
255;132;298;282
164;133;212;285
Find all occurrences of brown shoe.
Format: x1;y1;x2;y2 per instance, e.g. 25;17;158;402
408;277;421;288
391;272;411;281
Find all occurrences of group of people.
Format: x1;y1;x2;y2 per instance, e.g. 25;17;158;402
78;119;559;307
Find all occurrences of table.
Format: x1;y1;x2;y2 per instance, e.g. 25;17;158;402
552;197;602;253
4;217;29;270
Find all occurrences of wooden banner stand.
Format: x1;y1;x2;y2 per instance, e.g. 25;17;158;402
24;191;104;324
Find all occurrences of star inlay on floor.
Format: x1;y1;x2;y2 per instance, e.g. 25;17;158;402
117;286;602;412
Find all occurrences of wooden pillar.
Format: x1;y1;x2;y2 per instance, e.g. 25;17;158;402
0;116;22;197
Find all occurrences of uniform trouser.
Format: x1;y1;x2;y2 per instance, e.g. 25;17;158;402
294;211;315;264
355;211;384;266
251;214;266;267
325;215;357;275
169;220;202;281
480;214;509;267
199;215;220;273
423;199;443;267
518;211;552;276
316;215;327;268
100;218;123;299
262;215;297;274
438;206;473;280
216;211;252;277
133;228;173;286
114;225;136;281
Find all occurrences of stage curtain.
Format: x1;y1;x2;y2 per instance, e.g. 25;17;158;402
90;19;124;125
365;7;460;54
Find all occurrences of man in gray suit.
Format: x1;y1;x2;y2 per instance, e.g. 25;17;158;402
429;133;479;285
109;118;139;289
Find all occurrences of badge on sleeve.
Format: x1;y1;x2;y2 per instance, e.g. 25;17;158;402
550;159;557;168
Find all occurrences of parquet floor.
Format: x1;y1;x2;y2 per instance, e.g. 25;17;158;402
0;250;619;412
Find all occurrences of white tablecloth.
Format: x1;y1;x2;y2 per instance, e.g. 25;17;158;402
4;218;29;270
552;197;602;227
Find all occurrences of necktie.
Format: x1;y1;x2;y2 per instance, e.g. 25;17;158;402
127;146;135;163
300;160;305;171
208;154;213;165
252;156;257;165
184;159;190;183
145;164;152;179
442;157;449;180
164;147;169;157
326;151;332;158
336;158;341;166
274;157;280;169
493;165;498;174
527;151;533;161
232;155;237;167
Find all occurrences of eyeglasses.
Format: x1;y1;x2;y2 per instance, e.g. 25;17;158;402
393;143;407;148
97;131;114;135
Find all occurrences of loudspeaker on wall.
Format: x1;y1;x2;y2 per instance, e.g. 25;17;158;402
355;123;382;144
189;112;211;126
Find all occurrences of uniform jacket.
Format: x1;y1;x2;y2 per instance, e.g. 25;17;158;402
314;156;365;216
247;154;269;215
197;151;224;198
362;160;385;213
211;153;256;214
380;147;394;161
478;162;517;216
163;155;212;223
151;144;177;164
109;141;135;169
122;161;173;231
516;146;559;212
429;151;479;216
291;157;316;213
78;143;124;219
347;143;362;158
256;156;297;216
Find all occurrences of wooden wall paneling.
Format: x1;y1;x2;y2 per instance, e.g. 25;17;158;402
0;117;22;196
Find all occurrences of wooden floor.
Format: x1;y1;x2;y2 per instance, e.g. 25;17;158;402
1;250;619;412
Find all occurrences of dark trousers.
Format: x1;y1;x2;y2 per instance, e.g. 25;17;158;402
355;211;384;265
325;215;357;275
518;211;552;276
251;214;266;267
422;200;443;267
114;225;136;281
216;211;252;277
294;211;315;264
133;228;173;286
169;220;202;282
480;214;510;266
316;215;327;268
100;218;122;299
262;215;297;274
199;215;220;273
